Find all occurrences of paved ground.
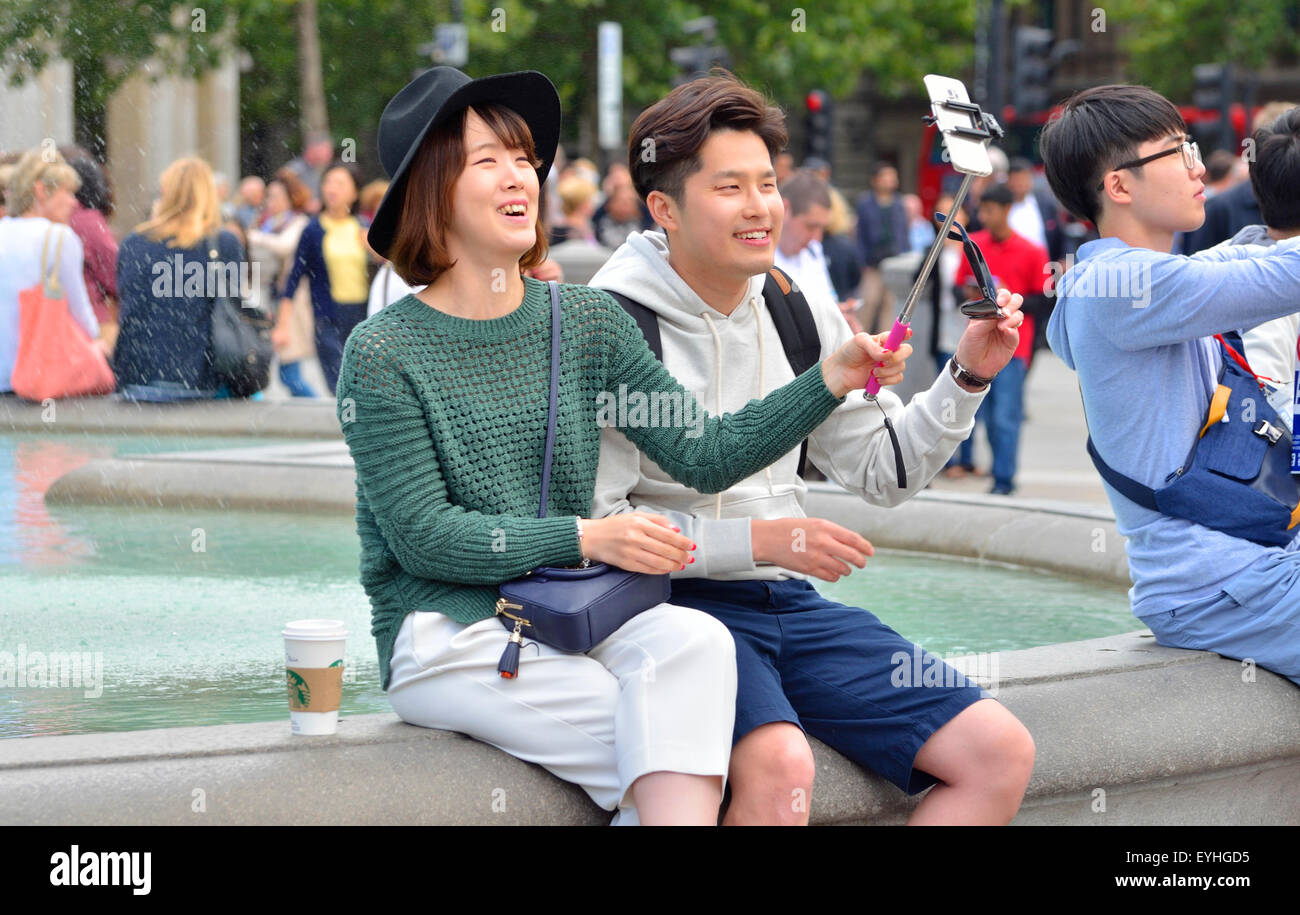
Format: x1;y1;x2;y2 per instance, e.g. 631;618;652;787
925;350;1108;507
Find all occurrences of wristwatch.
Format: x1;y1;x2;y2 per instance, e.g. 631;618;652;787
575;518;586;558
949;357;995;390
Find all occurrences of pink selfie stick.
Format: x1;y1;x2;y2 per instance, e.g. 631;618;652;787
863;171;975;400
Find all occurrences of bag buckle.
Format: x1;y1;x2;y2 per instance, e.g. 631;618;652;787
494;597;530;626
1254;420;1284;445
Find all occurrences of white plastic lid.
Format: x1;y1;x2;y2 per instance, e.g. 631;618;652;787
282;619;349;640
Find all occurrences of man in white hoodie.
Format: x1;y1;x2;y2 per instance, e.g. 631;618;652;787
591;73;1036;824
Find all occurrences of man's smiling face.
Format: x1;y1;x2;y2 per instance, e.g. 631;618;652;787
658;128;783;286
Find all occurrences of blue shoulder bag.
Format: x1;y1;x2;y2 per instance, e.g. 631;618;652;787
494;281;670;678
1086;333;1300;548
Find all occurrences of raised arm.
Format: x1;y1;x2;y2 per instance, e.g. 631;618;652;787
599;296;855;494
1090;239;1300;350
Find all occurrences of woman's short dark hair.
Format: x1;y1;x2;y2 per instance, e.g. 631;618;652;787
322;161;362;216
1248;106;1300;231
1038;84;1187;225
388;104;547;287
60;145;114;216
627;70;787;206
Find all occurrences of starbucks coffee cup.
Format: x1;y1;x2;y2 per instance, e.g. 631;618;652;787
282;619;348;735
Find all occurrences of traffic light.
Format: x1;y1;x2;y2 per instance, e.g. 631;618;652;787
1011;26;1054;114
804;89;833;163
669;16;731;86
1193;63;1234;116
1192;63;1236;151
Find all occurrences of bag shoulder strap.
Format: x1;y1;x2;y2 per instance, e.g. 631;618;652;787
37;224;65;296
1085;435;1160;511
538;280;562;519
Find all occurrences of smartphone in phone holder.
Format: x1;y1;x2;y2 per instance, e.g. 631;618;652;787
864;75;1004;399
938;215;1006;320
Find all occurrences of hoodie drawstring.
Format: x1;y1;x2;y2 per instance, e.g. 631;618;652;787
700;310;726;519
749;296;775;495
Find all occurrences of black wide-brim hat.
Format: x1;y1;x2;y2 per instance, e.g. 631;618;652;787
367;67;561;259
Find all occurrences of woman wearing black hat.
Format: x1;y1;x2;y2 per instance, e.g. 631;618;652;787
338;67;902;825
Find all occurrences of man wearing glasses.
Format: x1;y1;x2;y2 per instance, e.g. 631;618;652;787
1041;85;1300;688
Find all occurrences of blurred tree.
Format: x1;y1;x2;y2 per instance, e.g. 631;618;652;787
4;0;976;172
0;0;238;159
1104;0;1300;101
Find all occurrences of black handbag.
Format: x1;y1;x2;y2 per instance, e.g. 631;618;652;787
206;234;273;397
494;281;670;678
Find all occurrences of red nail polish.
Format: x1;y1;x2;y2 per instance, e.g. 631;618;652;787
690;543;696;550
688;557;695;564
679;563;686;570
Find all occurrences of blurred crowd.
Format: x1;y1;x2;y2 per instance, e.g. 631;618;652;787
0;111;1280;490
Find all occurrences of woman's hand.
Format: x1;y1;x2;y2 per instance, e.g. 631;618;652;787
821;328;913;397
578;514;696;574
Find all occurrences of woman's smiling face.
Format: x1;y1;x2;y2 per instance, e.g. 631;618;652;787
445;108;540;270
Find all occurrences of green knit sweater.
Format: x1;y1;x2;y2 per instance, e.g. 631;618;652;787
336;277;845;689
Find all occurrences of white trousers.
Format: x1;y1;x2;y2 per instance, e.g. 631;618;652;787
386;603;737;825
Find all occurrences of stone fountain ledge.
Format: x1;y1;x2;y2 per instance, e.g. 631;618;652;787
44;440;1132;586
0;393;342;439
2;631;1298;825
17;435;1300;825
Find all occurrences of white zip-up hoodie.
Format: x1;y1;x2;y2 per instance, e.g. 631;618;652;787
591;229;988;581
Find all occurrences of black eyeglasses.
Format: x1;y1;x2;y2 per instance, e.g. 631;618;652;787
1095;139;1202;192
935;212;1004;319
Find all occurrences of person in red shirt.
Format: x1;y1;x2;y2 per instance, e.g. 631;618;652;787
953;183;1049;494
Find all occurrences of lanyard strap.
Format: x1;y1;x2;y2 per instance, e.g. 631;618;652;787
1214;333;1284;388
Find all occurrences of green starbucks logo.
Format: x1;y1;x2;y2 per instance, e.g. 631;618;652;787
287;669;310;708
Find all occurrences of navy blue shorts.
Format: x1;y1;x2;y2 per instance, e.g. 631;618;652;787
669;577;989;795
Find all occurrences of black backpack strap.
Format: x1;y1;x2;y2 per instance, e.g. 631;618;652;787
763;267;822;477
607;290;663;361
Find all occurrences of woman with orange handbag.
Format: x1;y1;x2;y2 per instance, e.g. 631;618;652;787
0;148;112;399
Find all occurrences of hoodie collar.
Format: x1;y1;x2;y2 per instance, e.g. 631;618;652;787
592;229;767;322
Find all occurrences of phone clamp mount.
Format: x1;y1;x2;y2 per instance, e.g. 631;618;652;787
863;79;1006;401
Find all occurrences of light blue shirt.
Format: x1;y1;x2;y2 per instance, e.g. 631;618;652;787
1047;235;1300;615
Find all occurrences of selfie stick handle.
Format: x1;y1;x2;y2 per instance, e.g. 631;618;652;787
864;171;976;399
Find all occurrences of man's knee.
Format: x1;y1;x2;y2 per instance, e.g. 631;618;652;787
922;700;1035;791
730;723;816;816
964;702;1035;788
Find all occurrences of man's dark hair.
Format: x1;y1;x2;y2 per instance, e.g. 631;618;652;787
1038;84;1187;225
780;169;831;216
1248;106;1300;230
980;183;1014;207
869;160;896;180
1007;157;1034;175
627;70;787;206
1206;149;1237;185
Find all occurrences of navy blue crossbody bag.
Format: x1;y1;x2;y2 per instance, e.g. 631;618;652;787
1086;332;1300;548
494;281;670;678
